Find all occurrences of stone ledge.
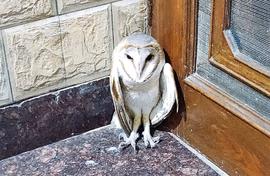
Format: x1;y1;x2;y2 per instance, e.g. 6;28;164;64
0;78;113;160
0;126;225;175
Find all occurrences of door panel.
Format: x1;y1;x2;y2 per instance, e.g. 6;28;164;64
195;0;270;136
210;0;270;96
181;84;270;176
230;0;270;71
151;0;270;175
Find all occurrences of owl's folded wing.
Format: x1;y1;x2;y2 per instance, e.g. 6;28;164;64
150;63;179;126
110;67;133;135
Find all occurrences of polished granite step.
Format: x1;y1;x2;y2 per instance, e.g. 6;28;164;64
0;126;227;176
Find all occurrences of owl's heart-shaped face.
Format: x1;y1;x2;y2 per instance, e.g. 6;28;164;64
118;46;160;83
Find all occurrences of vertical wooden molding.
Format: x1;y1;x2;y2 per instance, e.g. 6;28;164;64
184;0;198;76
151;0;198;80
223;0;231;29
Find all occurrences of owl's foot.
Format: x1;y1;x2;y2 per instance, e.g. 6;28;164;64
143;131;160;148
118;132;139;151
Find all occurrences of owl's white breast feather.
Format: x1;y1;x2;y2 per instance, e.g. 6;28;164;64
110;33;178;136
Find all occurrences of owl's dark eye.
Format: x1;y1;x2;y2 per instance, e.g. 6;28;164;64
146;54;153;62
126;54;133;60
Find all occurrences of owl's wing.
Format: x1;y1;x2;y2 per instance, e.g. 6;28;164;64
110;67;133;135
150;63;179;126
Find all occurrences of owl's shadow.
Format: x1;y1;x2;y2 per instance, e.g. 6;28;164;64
155;50;187;132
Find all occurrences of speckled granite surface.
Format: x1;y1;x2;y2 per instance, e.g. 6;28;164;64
0;78;114;160
0;126;221;176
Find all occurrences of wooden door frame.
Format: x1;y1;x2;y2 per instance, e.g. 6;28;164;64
151;0;270;175
151;0;197;81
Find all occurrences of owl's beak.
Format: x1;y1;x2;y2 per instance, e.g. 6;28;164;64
135;62;144;79
133;57;144;79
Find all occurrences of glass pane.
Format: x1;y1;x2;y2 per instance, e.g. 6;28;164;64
230;0;270;68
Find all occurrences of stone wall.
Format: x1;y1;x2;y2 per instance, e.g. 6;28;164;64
0;0;150;105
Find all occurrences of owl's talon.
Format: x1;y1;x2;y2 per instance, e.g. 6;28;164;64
152;136;160;143
118;142;129;150
143;132;160;148
118;133;127;141
144;140;149;147
118;132;139;151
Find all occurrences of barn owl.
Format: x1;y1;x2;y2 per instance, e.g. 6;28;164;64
110;33;178;151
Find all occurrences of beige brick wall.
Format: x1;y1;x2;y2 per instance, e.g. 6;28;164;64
0;0;57;28
0;0;150;105
0;33;12;105
112;0;149;45
60;5;112;87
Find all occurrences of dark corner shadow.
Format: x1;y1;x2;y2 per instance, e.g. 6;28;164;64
156;49;187;132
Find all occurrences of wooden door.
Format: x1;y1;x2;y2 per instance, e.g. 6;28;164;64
151;0;270;175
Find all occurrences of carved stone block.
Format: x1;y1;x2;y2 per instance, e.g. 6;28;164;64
56;0;118;14
3;17;65;101
60;5;112;87
112;0;150;45
0;0;56;28
0;34;12;106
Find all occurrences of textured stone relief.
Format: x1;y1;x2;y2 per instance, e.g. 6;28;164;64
0;34;12;105
112;0;150;45
0;0;56;28
3;17;65;100
60;5;112;86
57;0;118;14
0;0;150;104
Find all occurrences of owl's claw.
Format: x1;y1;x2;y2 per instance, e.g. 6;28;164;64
143;131;160;148
118;132;127;141
118;132;139;152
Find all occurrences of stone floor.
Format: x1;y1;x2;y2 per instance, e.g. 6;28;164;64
0;126;226;176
